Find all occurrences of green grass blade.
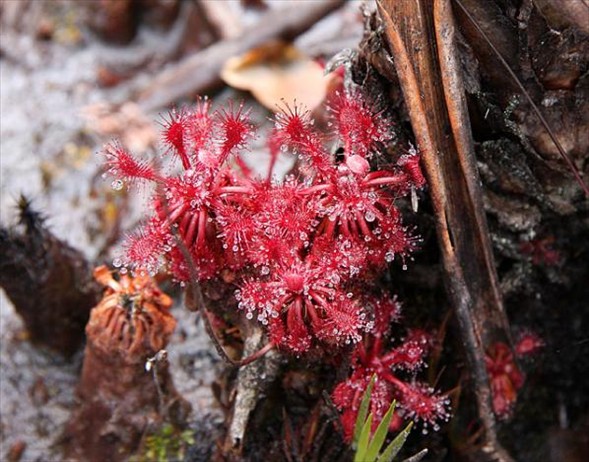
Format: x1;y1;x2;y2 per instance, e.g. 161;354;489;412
401;448;428;462
376;421;413;462
354;413;373;462
365;400;397;461
353;375;376;445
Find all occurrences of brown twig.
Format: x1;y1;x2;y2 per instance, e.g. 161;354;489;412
224;323;281;458
194;296;274;367
123;0;344;112
377;1;514;460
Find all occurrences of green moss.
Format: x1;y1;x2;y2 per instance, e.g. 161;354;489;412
132;424;195;462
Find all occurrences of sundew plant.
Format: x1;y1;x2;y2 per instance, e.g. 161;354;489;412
103;89;450;440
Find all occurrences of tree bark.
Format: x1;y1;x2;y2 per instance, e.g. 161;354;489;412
377;1;515;460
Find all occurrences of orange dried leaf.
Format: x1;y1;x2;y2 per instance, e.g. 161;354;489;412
221;40;330;111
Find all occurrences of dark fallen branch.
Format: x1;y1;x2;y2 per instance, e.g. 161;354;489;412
0;196;102;356
124;0;344;112
377;1;514;460
223;323;281;459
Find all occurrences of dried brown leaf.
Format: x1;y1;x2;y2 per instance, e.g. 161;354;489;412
221;40;330;111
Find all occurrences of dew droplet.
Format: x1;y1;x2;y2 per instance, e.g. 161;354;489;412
365;211;376;222
111;179;124;191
